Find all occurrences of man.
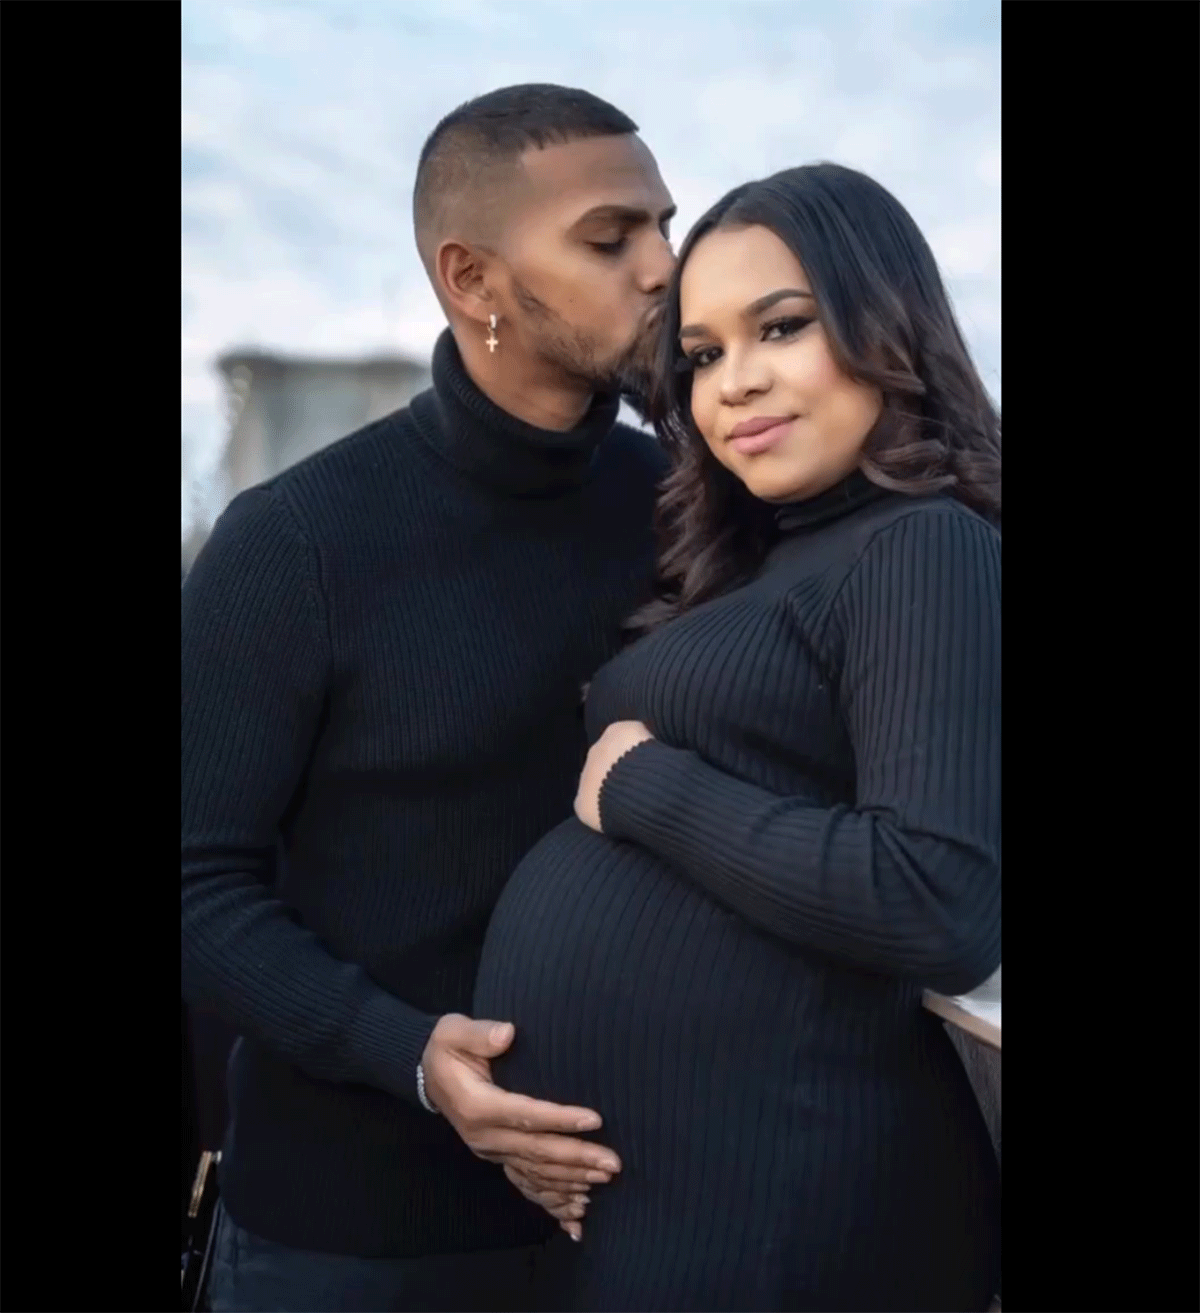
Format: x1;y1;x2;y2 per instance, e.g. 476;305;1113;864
182;84;676;1312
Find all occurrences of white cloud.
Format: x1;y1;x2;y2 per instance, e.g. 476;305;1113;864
976;148;1001;188
929;218;1000;280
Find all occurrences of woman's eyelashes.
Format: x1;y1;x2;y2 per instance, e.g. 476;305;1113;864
762;313;813;343
684;314;815;370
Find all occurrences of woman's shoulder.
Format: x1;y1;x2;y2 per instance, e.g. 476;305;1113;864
764;490;934;578
846;492;999;564
788;491;998;578
765;492;998;625
830;494;1001;641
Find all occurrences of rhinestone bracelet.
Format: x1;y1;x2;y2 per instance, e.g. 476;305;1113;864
416;1062;440;1115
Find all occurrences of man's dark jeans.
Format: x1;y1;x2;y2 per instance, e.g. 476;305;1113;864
207;1203;547;1312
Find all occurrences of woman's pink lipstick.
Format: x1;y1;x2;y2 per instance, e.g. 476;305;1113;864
726;415;795;455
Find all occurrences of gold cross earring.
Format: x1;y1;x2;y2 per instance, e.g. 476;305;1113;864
486;314;499;354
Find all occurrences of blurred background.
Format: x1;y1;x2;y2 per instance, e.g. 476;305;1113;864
181;0;1000;573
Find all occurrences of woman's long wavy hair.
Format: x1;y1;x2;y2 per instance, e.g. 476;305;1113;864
630;163;1000;636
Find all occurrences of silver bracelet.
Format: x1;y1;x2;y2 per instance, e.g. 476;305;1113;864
416;1062;440;1115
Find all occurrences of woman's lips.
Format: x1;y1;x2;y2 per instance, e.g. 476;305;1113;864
727;416;795;454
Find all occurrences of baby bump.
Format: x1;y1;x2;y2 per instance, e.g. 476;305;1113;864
474;819;839;1164
474;821;999;1310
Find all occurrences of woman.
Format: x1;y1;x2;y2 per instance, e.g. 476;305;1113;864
473;163;1001;1312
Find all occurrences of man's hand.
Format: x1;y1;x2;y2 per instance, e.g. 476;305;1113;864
574;720;654;832
504;1164;586;1242
420;1014;620;1231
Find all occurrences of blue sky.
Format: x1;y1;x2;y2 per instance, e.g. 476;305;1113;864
182;0;999;536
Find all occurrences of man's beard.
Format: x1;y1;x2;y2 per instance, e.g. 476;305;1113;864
606;316;663;422
512;279;663;420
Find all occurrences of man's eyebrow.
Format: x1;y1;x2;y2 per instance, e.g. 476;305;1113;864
570;203;677;228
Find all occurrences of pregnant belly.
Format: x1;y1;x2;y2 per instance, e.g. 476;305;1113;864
474;817;885;1170
474;819;1000;1311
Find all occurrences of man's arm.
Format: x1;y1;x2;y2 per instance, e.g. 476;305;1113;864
182;487;620;1206
182;486;438;1102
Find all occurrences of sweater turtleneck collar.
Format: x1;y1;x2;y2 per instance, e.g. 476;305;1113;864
409;329;622;497
773;468;895;536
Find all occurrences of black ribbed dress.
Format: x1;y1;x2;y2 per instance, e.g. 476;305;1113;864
473;473;1002;1312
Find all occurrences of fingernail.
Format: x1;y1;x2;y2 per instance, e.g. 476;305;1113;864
586;1171;610;1184
490;1023;512;1045
575;1114;601;1131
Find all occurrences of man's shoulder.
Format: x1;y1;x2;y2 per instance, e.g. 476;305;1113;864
218;403;441;569
265;404;422;503
596;420;670;484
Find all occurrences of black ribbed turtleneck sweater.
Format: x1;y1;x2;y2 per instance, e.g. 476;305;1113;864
474;471;1002;1311
181;330;667;1258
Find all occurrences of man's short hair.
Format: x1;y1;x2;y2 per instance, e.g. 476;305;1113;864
413;84;638;275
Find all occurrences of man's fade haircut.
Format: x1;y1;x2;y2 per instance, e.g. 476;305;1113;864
413;84;638;280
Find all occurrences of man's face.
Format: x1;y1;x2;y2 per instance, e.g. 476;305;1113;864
492;135;676;408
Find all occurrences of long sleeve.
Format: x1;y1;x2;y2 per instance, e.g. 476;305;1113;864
598;508;1001;996
181;487;437;1105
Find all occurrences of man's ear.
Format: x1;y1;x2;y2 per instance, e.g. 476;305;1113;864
436;239;496;327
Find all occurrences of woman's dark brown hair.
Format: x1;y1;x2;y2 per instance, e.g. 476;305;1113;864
631;163;1000;635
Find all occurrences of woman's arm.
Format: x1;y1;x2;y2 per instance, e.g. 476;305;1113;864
596;508;1001;996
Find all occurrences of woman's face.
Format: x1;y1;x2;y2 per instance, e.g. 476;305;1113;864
678;223;882;503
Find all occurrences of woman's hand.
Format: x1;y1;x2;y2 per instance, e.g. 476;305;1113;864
574;720;654;832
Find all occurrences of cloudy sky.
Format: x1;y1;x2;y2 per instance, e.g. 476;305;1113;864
182;0;1000;538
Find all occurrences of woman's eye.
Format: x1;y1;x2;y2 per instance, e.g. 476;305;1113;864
682;317;812;371
686;346;721;370
763;315;813;341
591;238;628;256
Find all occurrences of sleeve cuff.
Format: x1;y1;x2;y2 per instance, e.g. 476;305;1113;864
597;737;694;843
346;989;440;1107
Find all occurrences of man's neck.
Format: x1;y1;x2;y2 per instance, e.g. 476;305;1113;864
454;332;594;433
